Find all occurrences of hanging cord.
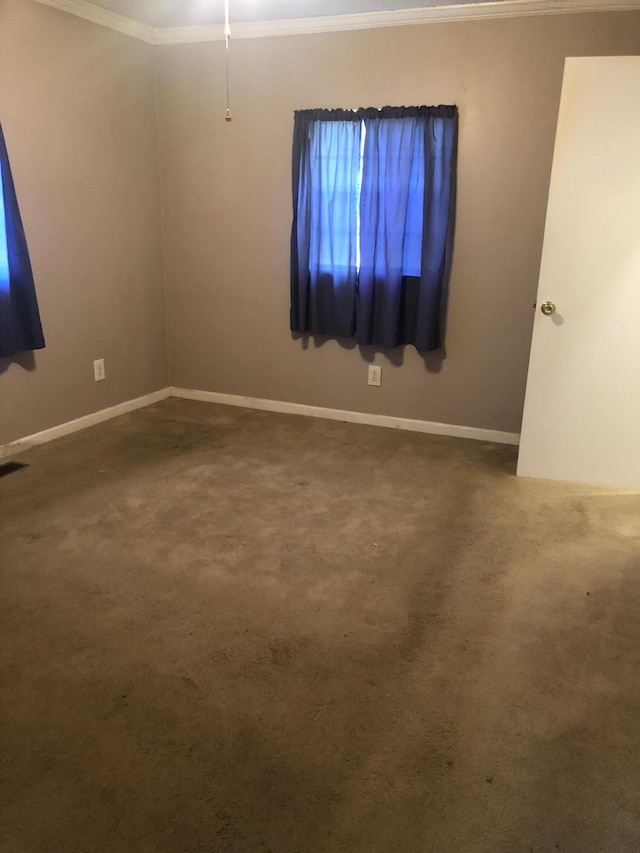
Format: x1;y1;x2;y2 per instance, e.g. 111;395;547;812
224;0;232;121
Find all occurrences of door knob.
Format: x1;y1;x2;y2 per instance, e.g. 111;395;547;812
540;301;556;316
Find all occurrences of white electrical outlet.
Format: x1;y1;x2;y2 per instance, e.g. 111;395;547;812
93;358;105;382
368;365;382;387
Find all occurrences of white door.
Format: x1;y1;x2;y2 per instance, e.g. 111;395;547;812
517;56;640;490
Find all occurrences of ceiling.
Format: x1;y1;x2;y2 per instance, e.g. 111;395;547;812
33;0;640;41
78;0;505;28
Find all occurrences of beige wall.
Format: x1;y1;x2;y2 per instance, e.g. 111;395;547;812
156;12;640;434
2;8;638;446
0;0;167;445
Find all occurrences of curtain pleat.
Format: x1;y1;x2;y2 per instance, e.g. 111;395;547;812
0;123;45;359
357;110;426;348
416;110;458;352
290;110;361;337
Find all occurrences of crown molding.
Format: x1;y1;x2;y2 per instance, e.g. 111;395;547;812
34;0;640;44
34;0;156;42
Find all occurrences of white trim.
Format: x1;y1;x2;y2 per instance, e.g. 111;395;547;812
154;0;640;43
171;387;520;446
34;0;640;44
0;388;170;460
33;0;156;42
0;385;519;459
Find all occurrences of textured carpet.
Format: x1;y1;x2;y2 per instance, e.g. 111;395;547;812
2;398;640;852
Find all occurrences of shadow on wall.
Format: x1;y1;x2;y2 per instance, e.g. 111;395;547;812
291;332;446;374
0;351;37;376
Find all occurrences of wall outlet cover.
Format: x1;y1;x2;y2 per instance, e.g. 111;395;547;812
368;365;382;387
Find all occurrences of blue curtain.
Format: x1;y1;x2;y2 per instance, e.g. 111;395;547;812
291;106;457;352
291;109;362;338
0;123;45;359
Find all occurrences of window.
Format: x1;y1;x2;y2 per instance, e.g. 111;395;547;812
0;123;45;359
290;106;457;352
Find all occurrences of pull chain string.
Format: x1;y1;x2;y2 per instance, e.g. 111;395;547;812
224;0;232;121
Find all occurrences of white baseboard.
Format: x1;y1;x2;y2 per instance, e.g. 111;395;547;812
0;385;519;460
171;387;520;446
0;387;171;460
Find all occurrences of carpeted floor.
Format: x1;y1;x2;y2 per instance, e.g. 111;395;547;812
2;398;640;852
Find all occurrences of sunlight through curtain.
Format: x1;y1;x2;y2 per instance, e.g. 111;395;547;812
291;106;457;351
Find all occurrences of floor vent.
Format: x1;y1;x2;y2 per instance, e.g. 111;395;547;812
0;461;30;478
